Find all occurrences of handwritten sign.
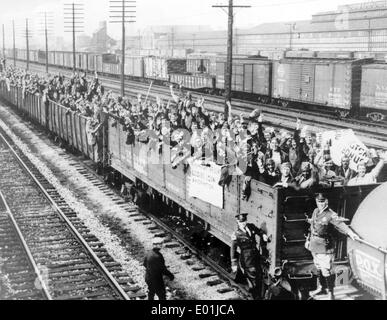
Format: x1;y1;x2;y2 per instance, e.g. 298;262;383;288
186;159;223;208
321;129;370;171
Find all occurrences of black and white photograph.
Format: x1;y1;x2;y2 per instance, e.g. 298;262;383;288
0;0;386;308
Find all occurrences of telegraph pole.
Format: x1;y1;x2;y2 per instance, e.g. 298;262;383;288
38;12;54;73
109;0;137;97
212;0;250;118
12;20;16;66
64;2;84;73
2;24;5;58
171;26;175;57
25;19;30;71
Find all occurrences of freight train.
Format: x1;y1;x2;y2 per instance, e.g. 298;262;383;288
0;82;386;299
5;48;387;122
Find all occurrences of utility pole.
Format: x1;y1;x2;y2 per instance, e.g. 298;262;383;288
25;19;30;71
285;22;296;50
38;12;54;73
2;24;5;58
171;26;175;57
109;0;137;97
212;0;250;119
12;20;16;67
64;2;84;73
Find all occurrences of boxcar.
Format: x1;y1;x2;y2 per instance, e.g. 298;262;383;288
124;56;144;78
102;62;120;75
54;51;64;68
76;53;88;71
216;58;272;96
272;58;373;113
48;51;56;65
143;57;187;80
38;50;46;64
16;48;27;61
63;51;73;69
360;64;387;120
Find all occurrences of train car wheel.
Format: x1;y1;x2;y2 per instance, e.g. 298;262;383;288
367;112;385;122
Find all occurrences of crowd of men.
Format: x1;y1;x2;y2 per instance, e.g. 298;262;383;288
0;62;385;199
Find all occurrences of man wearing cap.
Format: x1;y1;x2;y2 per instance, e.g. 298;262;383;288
231;213;266;299
306;193;360;300
143;238;175;300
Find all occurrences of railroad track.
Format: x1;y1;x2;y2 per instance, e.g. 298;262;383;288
13;60;387;150
0;196;47;300
0;129;145;300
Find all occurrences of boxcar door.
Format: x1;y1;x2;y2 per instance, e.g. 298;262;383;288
300;63;315;102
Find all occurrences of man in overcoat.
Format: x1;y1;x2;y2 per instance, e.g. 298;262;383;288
143;238;174;300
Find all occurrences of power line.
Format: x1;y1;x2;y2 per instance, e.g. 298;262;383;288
212;0;251;118
109;0;137;97
38;12;54;73
64;2;85;72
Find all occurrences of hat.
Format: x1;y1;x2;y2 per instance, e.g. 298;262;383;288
315;193;327;202
235;212;248;220
152;238;164;247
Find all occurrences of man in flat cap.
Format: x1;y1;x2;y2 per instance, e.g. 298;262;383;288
143;238;174;300
231;212;267;299
306;193;360;300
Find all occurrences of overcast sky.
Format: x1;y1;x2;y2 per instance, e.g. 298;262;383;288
0;0;375;44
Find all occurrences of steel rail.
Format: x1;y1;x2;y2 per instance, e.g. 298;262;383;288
0;191;53;300
0;131;131;300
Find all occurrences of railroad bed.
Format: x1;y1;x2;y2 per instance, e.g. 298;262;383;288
13;60;387;150
0;100;244;300
0;131;144;300
0;97;374;300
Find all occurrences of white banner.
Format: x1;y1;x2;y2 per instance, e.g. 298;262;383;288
321;129;370;171
187;159;223;208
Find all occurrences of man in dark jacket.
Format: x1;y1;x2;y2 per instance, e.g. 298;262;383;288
306;193;360;300
143;238;174;300
231;213;267;299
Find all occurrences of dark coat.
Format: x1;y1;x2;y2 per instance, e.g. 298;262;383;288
143;249;174;290
231;223;264;271
308;207;351;254
335;166;356;185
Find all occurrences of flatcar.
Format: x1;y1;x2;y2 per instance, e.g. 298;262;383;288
1;81;385;298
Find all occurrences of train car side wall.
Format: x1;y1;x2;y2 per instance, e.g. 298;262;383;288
360;64;387;114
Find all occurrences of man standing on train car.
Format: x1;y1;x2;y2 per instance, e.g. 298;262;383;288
306;193;360;300
231;213;267;299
